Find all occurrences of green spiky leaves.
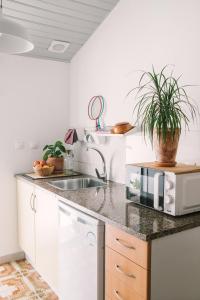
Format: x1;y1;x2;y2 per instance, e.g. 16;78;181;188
128;66;197;143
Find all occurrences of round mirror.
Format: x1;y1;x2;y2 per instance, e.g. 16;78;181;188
88;96;103;120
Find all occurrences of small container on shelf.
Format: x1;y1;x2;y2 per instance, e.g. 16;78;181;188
64;150;74;171
111;122;134;134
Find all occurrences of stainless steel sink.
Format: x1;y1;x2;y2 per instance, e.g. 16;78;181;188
48;177;106;190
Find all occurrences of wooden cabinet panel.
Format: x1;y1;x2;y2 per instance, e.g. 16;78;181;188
110;275;144;300
106;270;144;300
106;247;148;298
17;179;35;264
106;224;150;269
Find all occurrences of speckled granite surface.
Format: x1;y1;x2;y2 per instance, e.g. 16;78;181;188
16;174;200;241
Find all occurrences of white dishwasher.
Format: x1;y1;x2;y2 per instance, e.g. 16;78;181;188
58;201;104;300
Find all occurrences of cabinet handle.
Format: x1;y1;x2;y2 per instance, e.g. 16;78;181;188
114;290;124;300
115;238;135;250
33;195;37;213
30;193;34;211
115;264;136;279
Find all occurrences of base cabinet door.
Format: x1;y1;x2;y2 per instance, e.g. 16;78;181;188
17;179;35;264
35;188;58;292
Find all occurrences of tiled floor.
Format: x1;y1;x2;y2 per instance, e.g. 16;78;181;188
0;260;58;300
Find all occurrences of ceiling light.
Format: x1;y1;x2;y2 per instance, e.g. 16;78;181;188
48;40;70;54
0;0;34;54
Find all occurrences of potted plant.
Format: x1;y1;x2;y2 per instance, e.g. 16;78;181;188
43;141;66;172
128;66;197;167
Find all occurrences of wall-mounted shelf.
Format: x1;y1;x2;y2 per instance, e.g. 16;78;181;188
93;127;136;137
82;127;138;145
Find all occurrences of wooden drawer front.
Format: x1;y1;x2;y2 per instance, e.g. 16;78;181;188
106;224;149;269
108;273;145;300
106;247;148;299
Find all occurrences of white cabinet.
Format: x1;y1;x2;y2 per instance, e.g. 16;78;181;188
17;179;35;264
35;187;58;291
17;179;58;292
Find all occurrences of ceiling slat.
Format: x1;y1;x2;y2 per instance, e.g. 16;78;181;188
32;34;80;52
27;29;84;46
4;0;102;26
12;0;108;18
19;53;70;63
68;0;118;10
30;33;83;48
101;0;118;3
30;39;80;58
31;35;81;53
28;46;73;60
4;8;95;35
4;1;99;30
4;15;89;43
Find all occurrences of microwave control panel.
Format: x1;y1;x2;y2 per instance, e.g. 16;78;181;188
164;172;176;215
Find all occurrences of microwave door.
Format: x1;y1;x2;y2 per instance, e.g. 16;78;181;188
140;168;154;207
154;173;163;210
140;168;165;211
140;168;155;207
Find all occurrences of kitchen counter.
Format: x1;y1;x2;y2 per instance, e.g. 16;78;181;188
16;174;200;241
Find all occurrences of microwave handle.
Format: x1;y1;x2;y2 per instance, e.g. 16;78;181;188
154;173;162;210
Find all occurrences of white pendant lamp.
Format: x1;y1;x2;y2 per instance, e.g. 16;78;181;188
0;0;34;54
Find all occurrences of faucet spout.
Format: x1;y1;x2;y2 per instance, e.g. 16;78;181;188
87;147;107;182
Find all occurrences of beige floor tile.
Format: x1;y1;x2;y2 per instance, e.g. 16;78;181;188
0;264;16;278
26;272;49;291
0;261;58;300
15;261;33;272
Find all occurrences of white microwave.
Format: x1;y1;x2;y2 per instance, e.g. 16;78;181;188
126;162;200;216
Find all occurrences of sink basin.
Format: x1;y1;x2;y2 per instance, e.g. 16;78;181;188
48;177;106;190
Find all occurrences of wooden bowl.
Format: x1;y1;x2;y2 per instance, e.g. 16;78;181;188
111;122;134;134
33;165;55;177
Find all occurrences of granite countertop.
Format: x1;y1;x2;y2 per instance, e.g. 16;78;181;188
16;174;200;242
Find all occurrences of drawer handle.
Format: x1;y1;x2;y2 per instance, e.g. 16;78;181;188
115;238;135;250
115;264;136;279
114;290;124;300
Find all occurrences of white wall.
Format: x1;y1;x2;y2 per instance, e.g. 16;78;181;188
0;54;69;257
69;0;200;180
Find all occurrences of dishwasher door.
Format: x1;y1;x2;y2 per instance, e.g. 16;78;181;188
58;201;104;300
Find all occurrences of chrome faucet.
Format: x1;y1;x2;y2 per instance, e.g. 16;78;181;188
87;147;107;182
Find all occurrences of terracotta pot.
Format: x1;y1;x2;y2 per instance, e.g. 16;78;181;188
47;157;64;172
153;129;180;167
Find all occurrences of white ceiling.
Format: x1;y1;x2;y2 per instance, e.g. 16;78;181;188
2;0;119;62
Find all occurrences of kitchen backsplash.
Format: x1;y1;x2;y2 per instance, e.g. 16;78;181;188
72;136;126;184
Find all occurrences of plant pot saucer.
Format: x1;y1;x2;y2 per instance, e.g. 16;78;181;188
153;161;177;167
